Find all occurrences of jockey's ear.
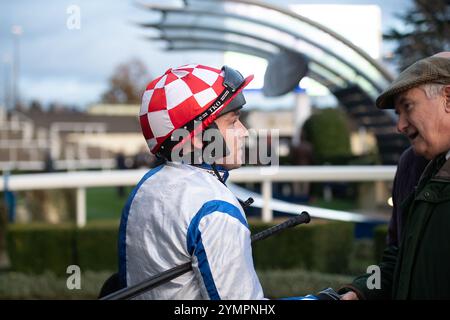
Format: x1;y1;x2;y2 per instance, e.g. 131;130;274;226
178;129;204;155
191;131;204;150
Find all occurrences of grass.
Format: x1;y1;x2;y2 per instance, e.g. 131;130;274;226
258;269;353;298
86;186;360;221
0;269;354;300
309;197;358;212
86;187;132;221
0;270;113;300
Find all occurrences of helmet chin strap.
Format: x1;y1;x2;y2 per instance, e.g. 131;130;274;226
210;162;225;185
202;122;229;185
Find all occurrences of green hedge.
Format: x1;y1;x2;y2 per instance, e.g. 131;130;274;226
7;220;354;275
251;221;354;274
302;108;352;164
7;221;118;275
75;221;118;271
6;223;74;275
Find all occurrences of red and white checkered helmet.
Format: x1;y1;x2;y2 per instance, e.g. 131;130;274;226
139;64;253;158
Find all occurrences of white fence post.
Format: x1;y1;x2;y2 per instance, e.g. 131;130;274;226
262;180;273;222
76;187;86;228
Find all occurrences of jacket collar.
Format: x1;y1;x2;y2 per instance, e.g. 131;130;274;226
416;153;450;187
434;156;450;180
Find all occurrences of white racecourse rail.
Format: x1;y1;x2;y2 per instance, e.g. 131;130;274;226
1;166;396;227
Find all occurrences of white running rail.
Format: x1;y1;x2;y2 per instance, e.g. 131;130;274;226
1;166;396;227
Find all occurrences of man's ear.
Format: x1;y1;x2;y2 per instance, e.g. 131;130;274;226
445;85;450;113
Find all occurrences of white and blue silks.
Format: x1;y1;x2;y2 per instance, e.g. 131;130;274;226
118;162;264;300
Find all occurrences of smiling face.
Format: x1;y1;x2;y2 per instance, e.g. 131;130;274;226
395;85;450;159
213;110;248;170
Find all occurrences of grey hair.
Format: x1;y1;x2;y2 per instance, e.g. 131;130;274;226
419;83;446;99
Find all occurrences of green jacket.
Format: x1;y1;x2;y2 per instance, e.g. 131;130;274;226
347;154;450;299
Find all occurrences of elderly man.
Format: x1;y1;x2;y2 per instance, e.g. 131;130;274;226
340;52;450;300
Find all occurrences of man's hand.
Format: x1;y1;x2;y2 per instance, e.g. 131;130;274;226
340;291;359;300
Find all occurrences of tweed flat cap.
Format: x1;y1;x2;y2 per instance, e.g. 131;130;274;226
376;56;450;109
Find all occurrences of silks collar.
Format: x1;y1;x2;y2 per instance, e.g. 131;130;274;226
193;163;230;183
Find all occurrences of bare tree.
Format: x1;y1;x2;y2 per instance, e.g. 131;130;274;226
385;0;450;71
101;58;150;104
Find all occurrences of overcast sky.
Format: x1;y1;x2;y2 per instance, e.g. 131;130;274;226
0;0;413;109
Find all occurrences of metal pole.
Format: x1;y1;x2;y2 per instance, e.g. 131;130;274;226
1;55;10;119
11;25;22;110
76;187;86;227
262;179;272;222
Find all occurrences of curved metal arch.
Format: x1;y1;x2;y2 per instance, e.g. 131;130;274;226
161;36;349;90
167;42;274;60
149;34;347;83
141;22;384;93
138;3;391;91
194;0;394;82
166;44;343;90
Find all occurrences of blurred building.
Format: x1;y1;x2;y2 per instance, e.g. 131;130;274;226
0;104;145;171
